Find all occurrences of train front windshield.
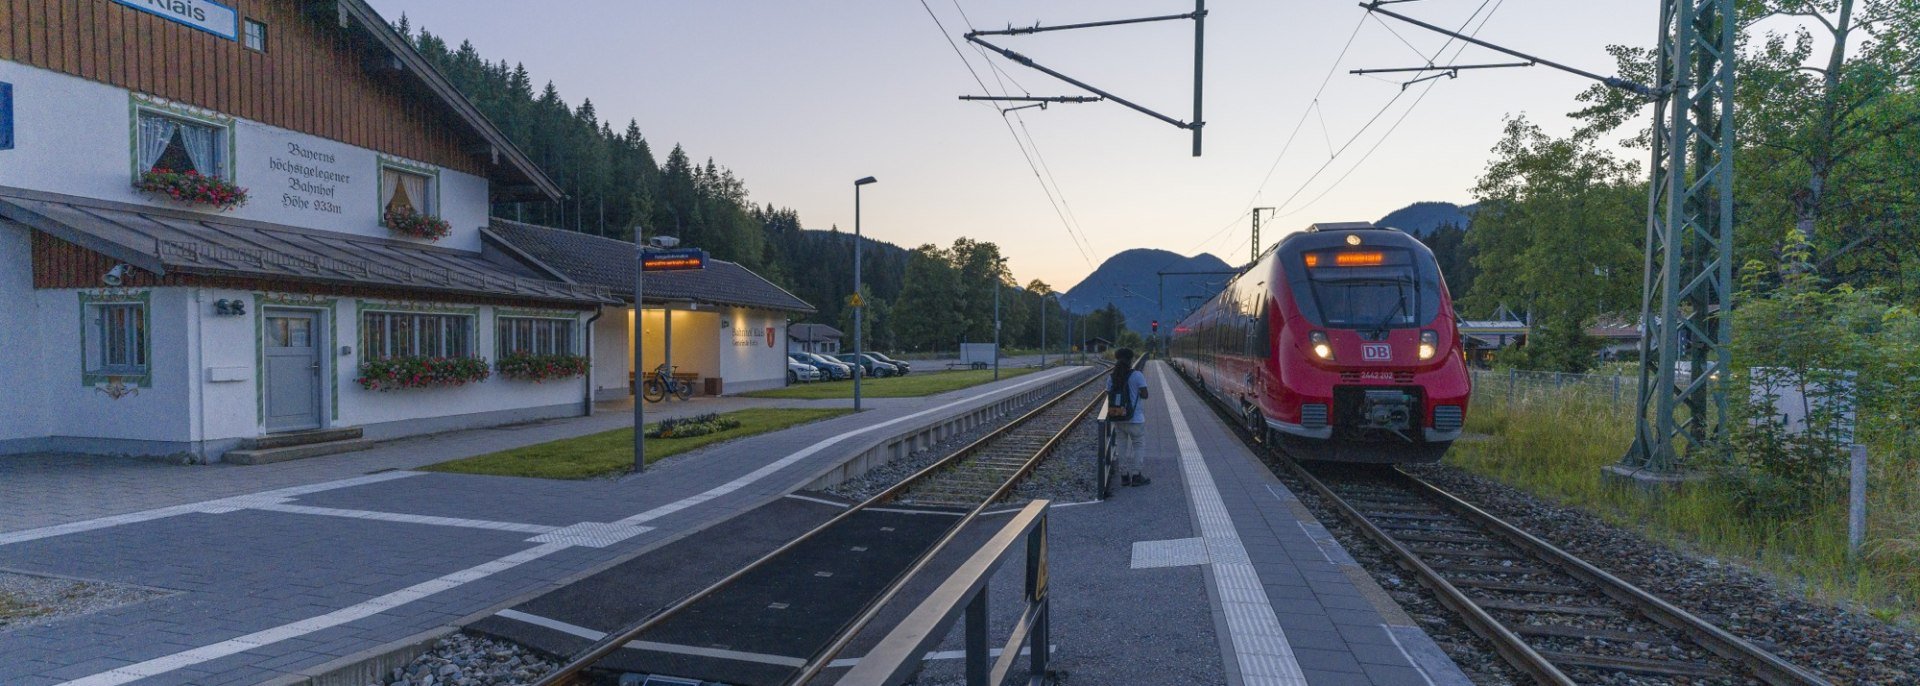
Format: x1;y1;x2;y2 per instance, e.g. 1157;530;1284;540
1295;248;1441;329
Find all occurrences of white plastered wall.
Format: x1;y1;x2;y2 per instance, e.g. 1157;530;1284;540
591;305;631;401
30;288;193;452
0;224;50;448
719;308;791;394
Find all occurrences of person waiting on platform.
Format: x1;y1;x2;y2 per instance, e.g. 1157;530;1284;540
1107;348;1150;486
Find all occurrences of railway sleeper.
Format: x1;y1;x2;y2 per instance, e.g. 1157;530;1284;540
1474;598;1624;618
1405;545;1522;560
1386;531;1498;546
1445;577;1590;596
1427;561;1555;576
1538;650;1726;679
1511;622;1681;646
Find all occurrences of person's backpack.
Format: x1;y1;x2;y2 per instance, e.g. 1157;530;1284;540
1106;371;1136;421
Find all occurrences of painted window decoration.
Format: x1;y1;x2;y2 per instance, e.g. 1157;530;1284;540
380;166;450;241
356;311;489;391
243;19;268;52
360;311;472;359
495;317;587;382
83;297;151;390
134;109;247;210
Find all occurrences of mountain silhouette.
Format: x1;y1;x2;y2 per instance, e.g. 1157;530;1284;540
1061;249;1237;335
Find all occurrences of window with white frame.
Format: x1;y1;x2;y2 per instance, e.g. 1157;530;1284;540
380;166;437;218
86;301;149;378
497;317;576;357
136;110;228;178
243;19;268;52
360;311;472;359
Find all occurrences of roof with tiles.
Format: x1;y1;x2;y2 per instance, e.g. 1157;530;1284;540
484;218;816;314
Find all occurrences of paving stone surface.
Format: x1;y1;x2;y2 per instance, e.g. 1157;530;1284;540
0;368;1087;686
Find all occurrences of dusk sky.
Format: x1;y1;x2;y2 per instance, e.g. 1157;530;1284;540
368;1;1658;290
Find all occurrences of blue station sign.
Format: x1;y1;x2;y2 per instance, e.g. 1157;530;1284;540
112;0;239;41
642;248;707;272
0;82;12;151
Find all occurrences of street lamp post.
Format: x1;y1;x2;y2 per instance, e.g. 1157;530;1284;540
853;176;876;411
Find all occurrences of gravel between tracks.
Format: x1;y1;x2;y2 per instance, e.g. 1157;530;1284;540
364;632;558;686
1405;462;1920;686
0;570;168;632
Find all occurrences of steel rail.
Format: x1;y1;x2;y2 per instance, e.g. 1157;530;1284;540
530;366;1105;686
1166;361;1828;686
789;371;1108;684
1400;474;1832;686
1278;459;1577;685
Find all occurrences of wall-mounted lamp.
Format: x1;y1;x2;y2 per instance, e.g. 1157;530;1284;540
213;299;247;316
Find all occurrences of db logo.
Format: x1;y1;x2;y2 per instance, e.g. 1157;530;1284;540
1362;344;1391;361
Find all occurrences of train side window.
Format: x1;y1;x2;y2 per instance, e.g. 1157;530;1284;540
1252;302;1272;358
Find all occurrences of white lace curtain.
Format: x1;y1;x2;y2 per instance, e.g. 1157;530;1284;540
382;169;431;214
136;116;177;172
137;114;221;176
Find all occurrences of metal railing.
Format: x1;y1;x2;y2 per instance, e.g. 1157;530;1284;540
834;500;1052;686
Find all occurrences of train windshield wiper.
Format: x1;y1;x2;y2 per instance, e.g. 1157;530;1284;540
1372;282;1409;334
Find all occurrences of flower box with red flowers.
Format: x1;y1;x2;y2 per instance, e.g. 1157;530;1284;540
497;353;590;383
384;207;453;241
356;356;491;392
135;168;248;211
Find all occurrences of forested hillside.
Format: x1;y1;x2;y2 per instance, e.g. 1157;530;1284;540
399;19;1069;353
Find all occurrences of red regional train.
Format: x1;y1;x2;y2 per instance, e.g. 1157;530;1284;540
1170;222;1470;463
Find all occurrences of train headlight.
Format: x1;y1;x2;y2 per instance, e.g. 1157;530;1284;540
1310;331;1333;360
1419;330;1439;360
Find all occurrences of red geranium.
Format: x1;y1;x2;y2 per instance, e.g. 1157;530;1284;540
136;168;248;211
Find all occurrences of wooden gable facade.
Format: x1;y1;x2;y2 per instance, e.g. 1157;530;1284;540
1;0;494;179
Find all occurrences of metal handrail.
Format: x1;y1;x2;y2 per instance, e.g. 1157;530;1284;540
833;500;1052;686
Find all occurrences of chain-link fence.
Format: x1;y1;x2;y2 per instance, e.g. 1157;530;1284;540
1473;368;1635;409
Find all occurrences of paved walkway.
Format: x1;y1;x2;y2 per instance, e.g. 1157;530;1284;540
4;394;881;534
0;367;1089;686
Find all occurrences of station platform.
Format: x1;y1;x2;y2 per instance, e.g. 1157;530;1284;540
0;366;1089;686
904;360;1470;686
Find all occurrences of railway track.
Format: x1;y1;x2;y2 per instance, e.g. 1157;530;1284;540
531;365;1108;686
1172;364;1832;686
896;381;1107;508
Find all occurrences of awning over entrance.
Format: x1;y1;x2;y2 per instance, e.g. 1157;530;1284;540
0;186;615;305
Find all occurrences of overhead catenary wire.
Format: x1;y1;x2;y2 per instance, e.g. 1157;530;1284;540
971;34;1103;266
918;0;1099;270
1263;0;1498;217
1183;14;1368;256
1280;0;1509;219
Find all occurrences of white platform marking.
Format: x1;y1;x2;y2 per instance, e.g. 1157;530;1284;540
1159;368;1308;686
54;366;1087;686
1131;537;1211;569
0;471;421;545
493;608;1056;670
59;542;571;686
252;502;560;534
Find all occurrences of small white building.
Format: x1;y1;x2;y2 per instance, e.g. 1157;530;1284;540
1;0;806;462
484;220;816;399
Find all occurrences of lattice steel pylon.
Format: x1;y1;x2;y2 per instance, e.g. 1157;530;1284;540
1621;0;1736;475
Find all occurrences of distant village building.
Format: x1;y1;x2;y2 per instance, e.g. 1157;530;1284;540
0;0;807;461
788;323;843;354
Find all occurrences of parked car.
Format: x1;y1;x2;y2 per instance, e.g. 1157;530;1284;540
866;352;912;375
835;353;899;378
787;359;822;384
804;353;855;380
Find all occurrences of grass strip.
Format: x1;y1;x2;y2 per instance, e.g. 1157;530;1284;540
423;408;853;480
741;367;1040;400
1448;379;1918;623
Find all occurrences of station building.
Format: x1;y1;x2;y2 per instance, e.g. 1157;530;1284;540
0;0;808;461
787;323;843;355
